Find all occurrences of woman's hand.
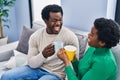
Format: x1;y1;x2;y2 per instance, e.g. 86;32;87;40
57;48;70;66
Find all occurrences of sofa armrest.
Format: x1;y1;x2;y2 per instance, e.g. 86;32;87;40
0;41;19;62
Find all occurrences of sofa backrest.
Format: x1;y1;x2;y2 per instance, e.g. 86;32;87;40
112;44;120;80
32;21;46;30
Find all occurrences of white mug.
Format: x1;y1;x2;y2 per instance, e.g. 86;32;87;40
53;41;64;53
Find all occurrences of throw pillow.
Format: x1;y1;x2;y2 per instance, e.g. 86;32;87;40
75;33;88;59
70;28;88;59
3;56;16;69
3;50;27;69
14;50;27;67
16;26;35;54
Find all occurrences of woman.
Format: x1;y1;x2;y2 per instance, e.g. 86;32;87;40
57;18;120;80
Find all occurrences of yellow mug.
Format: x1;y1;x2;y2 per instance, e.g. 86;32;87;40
64;45;77;61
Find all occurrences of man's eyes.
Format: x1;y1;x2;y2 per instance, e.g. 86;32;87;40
91;31;95;34
52;20;57;22
51;20;62;22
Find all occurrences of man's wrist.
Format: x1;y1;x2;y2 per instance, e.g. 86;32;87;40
42;52;47;58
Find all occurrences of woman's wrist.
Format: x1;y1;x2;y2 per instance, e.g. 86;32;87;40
65;62;70;66
64;59;70;66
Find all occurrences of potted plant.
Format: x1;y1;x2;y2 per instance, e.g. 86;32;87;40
0;0;16;39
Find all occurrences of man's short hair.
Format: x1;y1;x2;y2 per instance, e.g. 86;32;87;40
41;4;63;20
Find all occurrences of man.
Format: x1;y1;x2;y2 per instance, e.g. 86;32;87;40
1;4;79;80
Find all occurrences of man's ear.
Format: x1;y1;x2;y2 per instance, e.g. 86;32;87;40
99;41;106;47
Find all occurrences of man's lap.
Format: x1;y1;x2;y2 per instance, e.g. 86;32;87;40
1;65;61;80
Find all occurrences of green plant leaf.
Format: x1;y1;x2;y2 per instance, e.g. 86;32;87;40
3;24;9;28
2;9;9;17
0;12;2;16
2;18;9;22
0;0;16;38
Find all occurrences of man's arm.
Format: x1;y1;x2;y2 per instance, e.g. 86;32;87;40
27;32;55;68
27;34;46;68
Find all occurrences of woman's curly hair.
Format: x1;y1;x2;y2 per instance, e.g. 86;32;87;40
94;18;120;48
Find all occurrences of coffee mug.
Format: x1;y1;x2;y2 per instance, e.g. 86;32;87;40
64;45;77;61
53;41;64;53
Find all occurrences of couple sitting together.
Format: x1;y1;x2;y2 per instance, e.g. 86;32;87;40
1;4;120;80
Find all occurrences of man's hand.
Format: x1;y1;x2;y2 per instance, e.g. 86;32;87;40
42;44;55;58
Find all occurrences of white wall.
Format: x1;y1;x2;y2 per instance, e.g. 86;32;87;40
31;0;61;22
20;0;117;32
3;2;18;42
3;0;31;42
61;0;117;31
4;0;117;42
15;0;30;38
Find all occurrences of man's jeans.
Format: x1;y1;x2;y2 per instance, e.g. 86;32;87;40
1;65;61;80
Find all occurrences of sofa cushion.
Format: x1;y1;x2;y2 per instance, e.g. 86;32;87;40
16;26;35;54
14;50;27;67
3;56;16;69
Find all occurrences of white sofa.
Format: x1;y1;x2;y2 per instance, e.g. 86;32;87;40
0;21;120;80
